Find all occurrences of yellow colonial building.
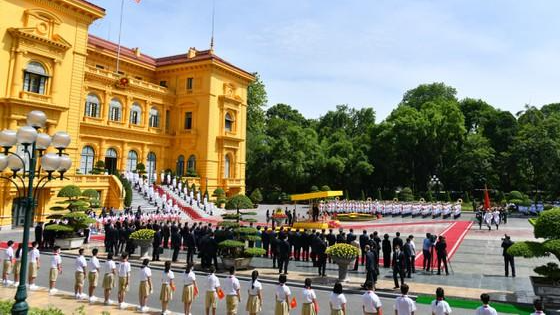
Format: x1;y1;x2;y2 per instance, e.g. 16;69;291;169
0;0;253;228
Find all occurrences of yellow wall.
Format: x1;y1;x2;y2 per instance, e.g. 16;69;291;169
0;0;252;228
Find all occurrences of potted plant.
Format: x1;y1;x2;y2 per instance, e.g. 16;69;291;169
130;229;156;259
325;243;360;281
45;185;97;249
218;227;266;269
271;208;288;226
508;208;560;306
217;203;263;269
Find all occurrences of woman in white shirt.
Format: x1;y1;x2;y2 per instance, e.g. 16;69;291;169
182;263;198;315
138;259;152;313
102;253;117;305
246;270;262;315
431;287;452;315
329;282;347;315
301;278;318;315
274;274;291;315
160;261;175;315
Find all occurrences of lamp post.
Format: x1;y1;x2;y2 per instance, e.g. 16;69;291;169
428;175;442;201
0;111;72;314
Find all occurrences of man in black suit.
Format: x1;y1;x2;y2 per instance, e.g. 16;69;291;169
359;230;369;266
392;231;403;250
34;222;43;249
346;229;357;243
261;228;270;258
392;244;406;289
326;229;336;263
277;234;291;274
316;235;327;277
269;230;278;268
362;245;378;288
501;235;516;277
171;226;182;262
152;226;162;261
206;232;219;270
162;222;171;248
403;237;413;278
382;234;392;268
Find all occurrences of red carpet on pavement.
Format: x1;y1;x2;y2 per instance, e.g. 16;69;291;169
413;220;472;267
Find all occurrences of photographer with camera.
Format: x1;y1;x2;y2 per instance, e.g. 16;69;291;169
422;233;436;272
501;235;516;277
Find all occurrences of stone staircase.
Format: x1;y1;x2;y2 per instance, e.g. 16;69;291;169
130;186;193;221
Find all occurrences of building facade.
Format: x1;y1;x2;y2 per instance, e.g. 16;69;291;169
0;0;252;228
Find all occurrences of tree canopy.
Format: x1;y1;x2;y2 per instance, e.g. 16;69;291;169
245;78;560;202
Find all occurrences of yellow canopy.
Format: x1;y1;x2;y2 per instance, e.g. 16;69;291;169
290;191;343;201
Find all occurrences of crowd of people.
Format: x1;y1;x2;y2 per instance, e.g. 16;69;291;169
319;200;463;219
4;238;542;315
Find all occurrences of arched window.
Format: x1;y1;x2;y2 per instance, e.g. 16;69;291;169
23;61;48;94
225;112;234;132
224;154;231;179
80;146;95;174
106;148;117;158
130;103;142;125
187;155;196;175
176;155;185;177
84;93;100;118
149;107;160;128
127;150;138;171
109;98;122;121
147;152;157;182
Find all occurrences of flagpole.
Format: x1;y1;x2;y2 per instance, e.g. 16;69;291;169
116;0;125;74
210;0;215;51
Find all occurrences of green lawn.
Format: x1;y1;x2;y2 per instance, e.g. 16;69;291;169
416;296;533;314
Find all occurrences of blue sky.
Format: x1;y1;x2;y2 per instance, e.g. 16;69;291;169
88;0;560;120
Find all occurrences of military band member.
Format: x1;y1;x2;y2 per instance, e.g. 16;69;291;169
484;211;493;230
453;202;462;218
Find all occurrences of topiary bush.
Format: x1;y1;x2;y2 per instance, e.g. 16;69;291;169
249;188;263;204
117;174;133;207
213;188;226;198
399;187;414;202
508;208;560;282
45;185;96;237
225;194;254;210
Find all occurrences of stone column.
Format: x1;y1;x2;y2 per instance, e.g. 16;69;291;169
50;59;62;100
10;50;24;97
121;141;128;172
103;92;112;123
143;101;150;129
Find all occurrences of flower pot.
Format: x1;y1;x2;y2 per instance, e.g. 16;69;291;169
221;257;253;270
133;239;153;259
530;276;560;306
54;237;84;250
272;217;286;226
332;256;355;282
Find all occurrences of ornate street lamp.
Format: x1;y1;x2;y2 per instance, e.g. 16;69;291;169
428;175;442;201
0;111;72;314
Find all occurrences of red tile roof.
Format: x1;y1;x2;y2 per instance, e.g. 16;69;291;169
87;34;253;78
